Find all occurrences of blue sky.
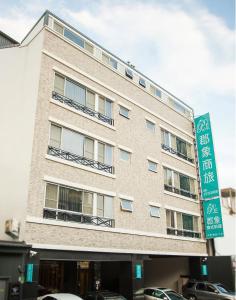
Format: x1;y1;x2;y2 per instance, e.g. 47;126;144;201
0;0;235;188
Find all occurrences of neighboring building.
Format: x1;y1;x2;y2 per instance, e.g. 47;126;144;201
0;10;207;299
0;31;19;48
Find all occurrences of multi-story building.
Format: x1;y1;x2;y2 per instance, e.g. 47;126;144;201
0;10;207;299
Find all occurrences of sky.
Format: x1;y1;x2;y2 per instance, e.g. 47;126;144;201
0;0;235;188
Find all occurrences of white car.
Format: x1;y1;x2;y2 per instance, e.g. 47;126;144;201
38;293;84;300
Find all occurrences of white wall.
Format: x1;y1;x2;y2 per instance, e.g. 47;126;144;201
0;29;44;241
144;257;189;292
214;206;236;256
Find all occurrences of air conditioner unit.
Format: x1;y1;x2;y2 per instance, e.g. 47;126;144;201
5;218;20;238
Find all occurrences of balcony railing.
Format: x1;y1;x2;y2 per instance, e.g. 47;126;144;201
164;184;197;200
161;144;194;163
48;146;115;174
43;208;115;227
52;91;114;126
167;227;201;238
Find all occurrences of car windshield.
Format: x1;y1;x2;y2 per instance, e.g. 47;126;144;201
215;284;230;294
165;291;184;300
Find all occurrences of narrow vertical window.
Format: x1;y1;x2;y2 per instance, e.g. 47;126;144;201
50;124;62;148
45;183;58;208
83;192;93;215
86;90;95;110
84;138;94;159
54;74;65;95
53;21;64;35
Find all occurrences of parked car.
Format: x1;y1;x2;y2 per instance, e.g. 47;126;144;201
85;290;127;300
38;293;84;300
182;280;236;300
133;287;187;300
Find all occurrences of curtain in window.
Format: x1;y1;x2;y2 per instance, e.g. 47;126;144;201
58;187;82;213
105;100;112;118
176;138;187;156
98;96;106;115
171;134;177;150
179;174;190;191
104;196;113;218
98;142;105;163
45;184;58;208
84;138;94;159
182;214;193;231
164;168;172;186
176;212;182;229
97;195;104;217
62;128;84;156
54;74;65;95
162;130;170;146
86;90;95;110
105;145;112;165
190;178;195;194
65;80;86;105
174;172;180;189
166;210;175;228
83;192;93;215
50;124;61;148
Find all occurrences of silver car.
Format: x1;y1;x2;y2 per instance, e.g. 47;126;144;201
182;280;236;300
134;287;187;300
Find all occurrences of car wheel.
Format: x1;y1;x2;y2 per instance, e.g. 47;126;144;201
188;296;197;300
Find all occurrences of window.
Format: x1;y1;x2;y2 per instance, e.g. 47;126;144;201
150;206;160;218
64;28;84;48
164;168;173;186
49;124;113;166
148;160;157;172
102;53;117;69
121;199;133;212
119;105;129;118
163;167;197;199
50;124;61;148
53;21;64;34
45;184;58;208
176;137;187;157
45;183;114;219
98;142;112;165
146;120;155;132
166;210;199;233
98;96;112;118
84;41;94;54
97;195;113;218
54;74;113;121
161;130;170;147
150;85;162;98
125;68;133;79
139;78;146;88
119;149;131;162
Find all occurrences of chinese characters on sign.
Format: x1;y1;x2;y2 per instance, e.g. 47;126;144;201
194;113;224;239
194;113;219;199
203;198;224;238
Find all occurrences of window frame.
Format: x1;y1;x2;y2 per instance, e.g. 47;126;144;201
120;199;133;212
119;149;131;162
148;160;157;173
139;78;146;88
119;105;130;119
150;206;160;218
125;68;133;79
146;119;156;132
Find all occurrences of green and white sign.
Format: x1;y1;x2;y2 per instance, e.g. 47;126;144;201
194;113;219;199
203;198;224;239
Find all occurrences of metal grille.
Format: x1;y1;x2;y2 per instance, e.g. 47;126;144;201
43;208;115;227
164;184;197;200
167;227;201;238
52;91;114;126
161;143;194;163
48;146;114;174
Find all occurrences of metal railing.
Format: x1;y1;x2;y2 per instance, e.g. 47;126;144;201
48;146;114;174
161;144;194;163
167;227;201;238
164;184;197;200
52;91;114;126
43;208;115;227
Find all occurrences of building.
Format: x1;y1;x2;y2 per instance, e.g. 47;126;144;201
0;10;207;299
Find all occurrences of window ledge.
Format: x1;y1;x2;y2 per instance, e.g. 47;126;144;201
45;154;116;178
50;98;116;131
149;201;162;207
164;190;199;203
161;149;195;167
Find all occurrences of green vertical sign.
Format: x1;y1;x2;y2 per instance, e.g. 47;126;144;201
194;113;219;199
203;198;224;238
